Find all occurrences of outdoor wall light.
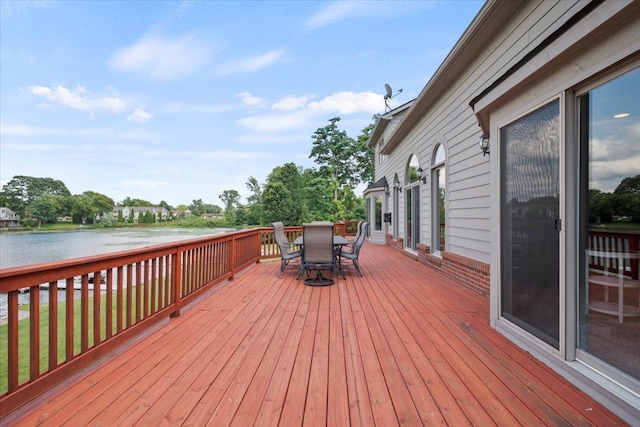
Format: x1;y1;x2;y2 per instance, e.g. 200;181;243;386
416;167;427;184
384;184;390;196
393;178;401;191
479;133;490;156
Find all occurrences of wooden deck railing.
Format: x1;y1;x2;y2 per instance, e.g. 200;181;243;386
588;229;640;278
0;222;357;416
0;228;264;415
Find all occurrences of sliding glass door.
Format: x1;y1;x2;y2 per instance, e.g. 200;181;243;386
500;100;561;349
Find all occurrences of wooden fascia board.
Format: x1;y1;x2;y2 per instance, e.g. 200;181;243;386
368;116;390;148
381;0;523;154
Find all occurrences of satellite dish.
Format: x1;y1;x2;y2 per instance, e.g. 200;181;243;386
383;83;403;111
384;83;393;100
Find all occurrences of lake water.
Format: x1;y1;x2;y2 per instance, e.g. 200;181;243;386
0;227;235;269
0;227;235;323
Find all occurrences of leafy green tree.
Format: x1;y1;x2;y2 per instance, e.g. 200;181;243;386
245;176;263;226
202;203;222;214
118;210;124;223
340;186;365;221
189;199;204;216
262;181;297;225
70;194;93;224
303;172;336;221
589;189;613;223
614;175;640;221
119;197;152;207
0;175;71;218
159;200;173;211
262;163;304;225
143;211;154;223
219;190;241;225
129;209;135;223
310;117;358;202
355;122;376;186
82;191;115;221
29;195;57;226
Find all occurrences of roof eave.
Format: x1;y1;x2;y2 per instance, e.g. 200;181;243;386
382;0;524;154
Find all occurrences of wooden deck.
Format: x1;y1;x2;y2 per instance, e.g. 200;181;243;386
3;243;628;426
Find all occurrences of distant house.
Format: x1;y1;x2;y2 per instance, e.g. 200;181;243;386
113;206;169;223
200;213;223;219
0;207;20;227
170;209;192;219
365;1;640;422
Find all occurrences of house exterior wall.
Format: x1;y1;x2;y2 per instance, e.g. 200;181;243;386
0;207;20;227
113;206;169;223
370;0;640;422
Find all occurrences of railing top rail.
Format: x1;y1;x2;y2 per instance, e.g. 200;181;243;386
0;227;268;292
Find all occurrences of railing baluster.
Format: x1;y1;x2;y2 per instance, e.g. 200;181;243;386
126;264;133;328
117;266;123;333
8;290;19;392
49;281;58;371
172;250;182;317
151;257;157;314
136;262;142;323
81;275;89;353
29;285;40;381
106;268;113;339
143;260;150;318
65;277;74;360
93;271;101;345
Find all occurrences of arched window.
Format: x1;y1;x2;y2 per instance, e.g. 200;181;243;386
405;155;421;250
431;144;446;253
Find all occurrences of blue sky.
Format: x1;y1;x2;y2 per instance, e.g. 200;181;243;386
1;0;484;207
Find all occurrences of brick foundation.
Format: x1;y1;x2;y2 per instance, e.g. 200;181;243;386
385;235;490;298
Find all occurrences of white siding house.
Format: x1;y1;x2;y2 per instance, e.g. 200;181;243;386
0;207;20;227
366;0;640;422
114;206;169;223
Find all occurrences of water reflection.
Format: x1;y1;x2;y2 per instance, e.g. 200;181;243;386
0;227;233;269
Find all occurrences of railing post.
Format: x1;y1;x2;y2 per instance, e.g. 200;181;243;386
171;249;182;318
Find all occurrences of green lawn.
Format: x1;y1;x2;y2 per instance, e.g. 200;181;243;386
0;287;152;394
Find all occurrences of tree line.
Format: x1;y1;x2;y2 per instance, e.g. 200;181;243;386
0;117;375;227
589;175;640;224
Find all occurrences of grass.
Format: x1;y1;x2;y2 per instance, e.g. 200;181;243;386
592;221;640;231
0;286;154;395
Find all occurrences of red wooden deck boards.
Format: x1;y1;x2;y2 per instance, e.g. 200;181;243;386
3;242;629;426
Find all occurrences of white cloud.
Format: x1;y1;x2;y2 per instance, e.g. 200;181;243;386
238;92;267;107
237;109;318;133
236;91;382;134
307;91;382;114
192;150;272;160
30;85;126;114
272;95;312;111
1;123;105;137
1;142;68;151
110;32;213;81
235;133;304;144
304;1;362;31
304;1;436;31
127;108;153;123
217;49;284;75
